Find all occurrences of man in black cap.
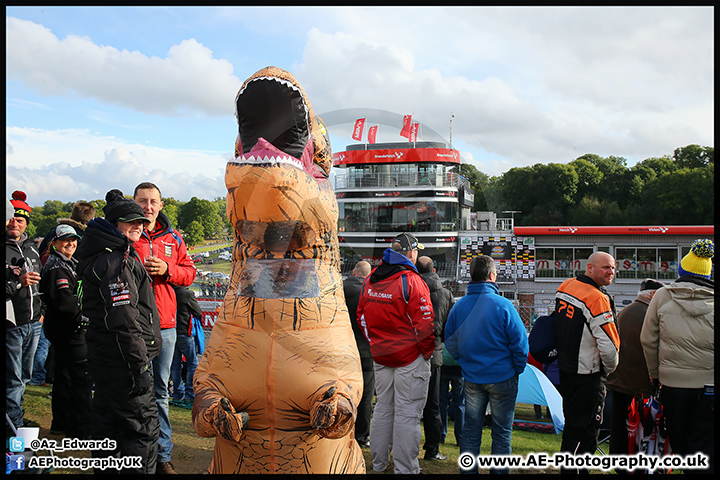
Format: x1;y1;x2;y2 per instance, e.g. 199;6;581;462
416;256;454;462
343;260;373;449
357;233;435;474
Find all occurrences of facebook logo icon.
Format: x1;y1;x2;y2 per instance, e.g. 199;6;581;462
9;454;25;471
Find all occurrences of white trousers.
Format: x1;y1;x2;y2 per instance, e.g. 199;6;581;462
370;354;431;474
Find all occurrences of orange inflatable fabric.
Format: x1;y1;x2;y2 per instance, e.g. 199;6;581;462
192;66;365;474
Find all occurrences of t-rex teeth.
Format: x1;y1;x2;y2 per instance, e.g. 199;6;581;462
236;154;302;169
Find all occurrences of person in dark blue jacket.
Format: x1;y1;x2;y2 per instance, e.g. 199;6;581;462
444;255;528;474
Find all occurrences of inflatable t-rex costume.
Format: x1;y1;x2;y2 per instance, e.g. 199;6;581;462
192;66;365;474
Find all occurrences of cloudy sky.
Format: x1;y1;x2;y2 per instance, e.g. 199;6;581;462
6;6;714;206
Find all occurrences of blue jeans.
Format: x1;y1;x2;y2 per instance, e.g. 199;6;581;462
170;333;198;401
152;328;177;463
439;365;465;446
30;327;51;384
6;321;42;427
460;374;519;474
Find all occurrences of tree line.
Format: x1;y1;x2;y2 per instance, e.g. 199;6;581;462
20;144;714;244
24;196;231;247
455;144;714;226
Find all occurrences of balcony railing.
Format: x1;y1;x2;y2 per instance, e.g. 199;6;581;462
458;217;513;232
334;172;471;190
339;220;458;233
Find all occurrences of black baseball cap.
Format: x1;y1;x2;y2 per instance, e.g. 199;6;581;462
103;189;151;224
393;233;424;252
640;278;664;291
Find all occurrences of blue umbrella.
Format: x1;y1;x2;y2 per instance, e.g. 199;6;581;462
516;364;564;433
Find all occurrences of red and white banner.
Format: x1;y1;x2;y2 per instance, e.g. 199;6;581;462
513;226;715;236
409;123;420;142
400;114;412;138
333;147;461;166
352;118;365;141
367;125;378;144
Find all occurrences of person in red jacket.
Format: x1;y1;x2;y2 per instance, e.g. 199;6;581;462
133;182;197;475
357;233;435;474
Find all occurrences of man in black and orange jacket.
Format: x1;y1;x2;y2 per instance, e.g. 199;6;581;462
554;251;619;473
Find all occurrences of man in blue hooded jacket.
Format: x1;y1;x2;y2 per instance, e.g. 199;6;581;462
444;255;528;474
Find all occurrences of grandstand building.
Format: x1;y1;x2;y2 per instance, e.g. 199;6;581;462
333;141;473;278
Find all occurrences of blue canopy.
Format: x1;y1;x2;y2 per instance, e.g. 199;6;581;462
516;364;564;434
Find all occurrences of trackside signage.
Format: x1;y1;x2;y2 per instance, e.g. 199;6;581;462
333;148;461;166
513;226;714;236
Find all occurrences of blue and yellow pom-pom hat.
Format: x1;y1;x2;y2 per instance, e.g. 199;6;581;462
678;239;714;279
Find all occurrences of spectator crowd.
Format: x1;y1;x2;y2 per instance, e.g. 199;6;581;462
6;185;203;475
6;187;714;475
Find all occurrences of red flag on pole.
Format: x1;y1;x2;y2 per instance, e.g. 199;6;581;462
352;118;365;141
400;114;412;139
367;125;378;144
409;123;419;142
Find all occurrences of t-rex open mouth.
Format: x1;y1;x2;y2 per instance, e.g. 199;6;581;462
235;76;309;161
233;66;332;179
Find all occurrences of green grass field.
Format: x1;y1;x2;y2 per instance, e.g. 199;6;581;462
16;384;581;475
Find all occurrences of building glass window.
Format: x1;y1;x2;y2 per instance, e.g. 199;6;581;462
616;247;680;280
338;201;458;233
574;248;594;275
657;248;679;280
534;247;593;279
555;248;573;279
339;164;460;189
616;248;636;279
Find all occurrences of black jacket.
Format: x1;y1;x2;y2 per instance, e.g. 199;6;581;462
6;233;44;327
421;271;455;368
40;251;84;345
75;218;161;376
343;275;372;359
174;285;202;336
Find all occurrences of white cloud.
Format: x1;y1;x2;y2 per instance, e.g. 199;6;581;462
296;8;713;170
6;16;242;117
6;127;229;204
5;7;713;206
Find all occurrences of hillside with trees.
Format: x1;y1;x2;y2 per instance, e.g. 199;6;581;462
24;196;231;247
20;144;713;242
456;144;713;226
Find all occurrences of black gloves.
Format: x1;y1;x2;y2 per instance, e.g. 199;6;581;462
130;366;153;397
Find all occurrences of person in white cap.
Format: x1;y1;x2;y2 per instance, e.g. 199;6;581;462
39;224;92;438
